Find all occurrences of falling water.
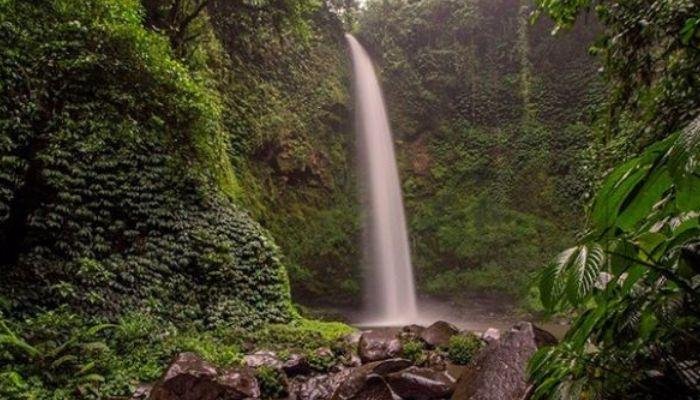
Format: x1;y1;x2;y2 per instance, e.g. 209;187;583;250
346;34;418;325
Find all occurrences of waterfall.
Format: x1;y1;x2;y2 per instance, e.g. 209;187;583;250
346;34;418;325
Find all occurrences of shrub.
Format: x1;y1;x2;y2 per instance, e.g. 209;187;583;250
401;340;426;365
446;333;483;365
256;366;286;399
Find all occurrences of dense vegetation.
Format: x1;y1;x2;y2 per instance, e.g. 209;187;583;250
529;0;700;398
0;0;356;397
356;0;601;307
0;0;697;398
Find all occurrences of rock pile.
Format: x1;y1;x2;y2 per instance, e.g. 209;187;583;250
133;321;555;400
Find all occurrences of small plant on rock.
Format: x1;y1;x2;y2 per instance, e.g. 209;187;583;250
402;340;426;364
446;333;483;365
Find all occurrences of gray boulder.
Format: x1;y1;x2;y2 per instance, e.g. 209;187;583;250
451;322;557;400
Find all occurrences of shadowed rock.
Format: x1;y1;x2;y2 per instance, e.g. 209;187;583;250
284;353;312;376
386;366;456;400
451;322;557;400
359;328;403;362
420;321;459;348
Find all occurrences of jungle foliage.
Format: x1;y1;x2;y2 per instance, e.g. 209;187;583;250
529;1;700;398
356;0;601;307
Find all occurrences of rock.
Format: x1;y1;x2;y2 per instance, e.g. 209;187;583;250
343;331;363;347
131;384;152;399
217;368;260;399
337;375;394;400
425;351;446;370
481;328;500;343
296;369;355;400
342;353;362;368
149;352;221;400
420;321;460;349
401;324;426;341
331;359;412;400
452;322;557;400
445;363;468;381
244;350;283;370
358;328;403;362
386;366;456;400
284;353;312;376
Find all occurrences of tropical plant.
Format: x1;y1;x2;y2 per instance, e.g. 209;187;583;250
531;117;700;398
0;311;116;396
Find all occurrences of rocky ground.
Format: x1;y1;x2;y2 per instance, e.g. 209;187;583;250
126;321;557;400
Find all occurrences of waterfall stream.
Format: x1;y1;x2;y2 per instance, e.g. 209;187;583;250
346;34;418;325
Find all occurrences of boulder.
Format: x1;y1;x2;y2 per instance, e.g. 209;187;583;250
335;375;394;400
284;353;312;376
452;322;557;400
331;358;412;400
149;352;221;400
401;324;426;341
386;366;456;400
244;350;283;370
358;328;403;362
420;321;459;348
217;368;260;399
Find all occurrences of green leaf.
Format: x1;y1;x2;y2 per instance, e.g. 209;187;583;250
617;167;672;231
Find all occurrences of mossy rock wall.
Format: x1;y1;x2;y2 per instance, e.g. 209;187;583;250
0;0;292;327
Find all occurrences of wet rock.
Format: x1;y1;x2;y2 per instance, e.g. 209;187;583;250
244;350;283;370
335;375;394;400
401;324;425;341
296;369;355;400
358;328;403;362
425;351;447;370
445;363;468;381
217;368;260;399
284;353;312;376
386;366;456;400
342;353;362;368
481;328;500;343
131;383;152;399
452;322;557;400
331;358;412;400
420;321;459;349
149;352;220;400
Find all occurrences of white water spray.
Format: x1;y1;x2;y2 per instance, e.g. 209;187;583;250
346;34;418;325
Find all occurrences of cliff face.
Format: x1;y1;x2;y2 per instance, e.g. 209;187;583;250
207;1;362;307
357;0;601;305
